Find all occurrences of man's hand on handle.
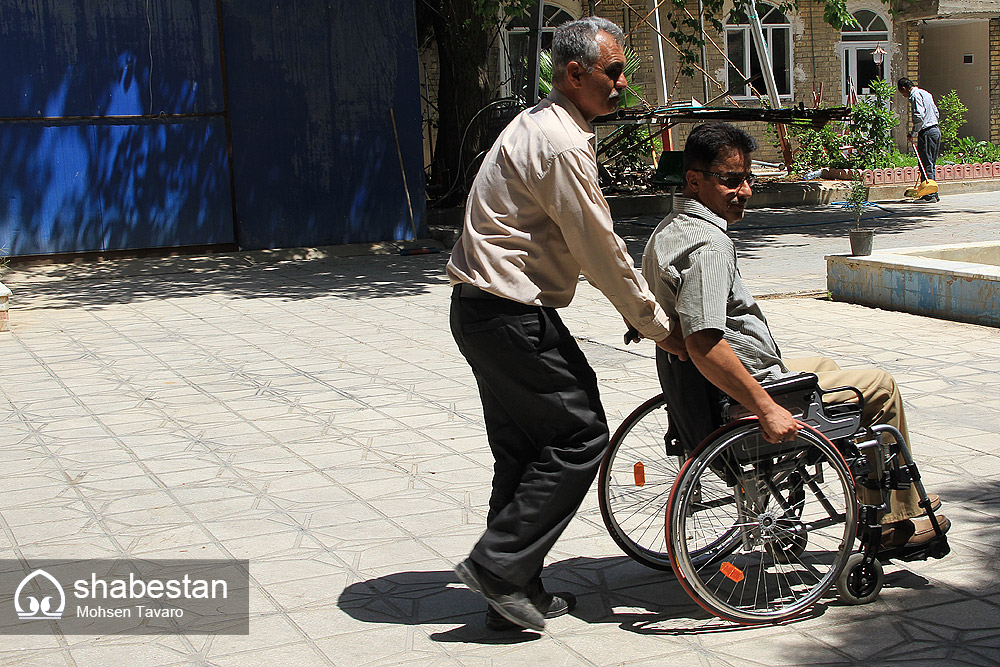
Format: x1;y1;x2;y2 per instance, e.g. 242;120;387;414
655;325;689;361
623;319;689;361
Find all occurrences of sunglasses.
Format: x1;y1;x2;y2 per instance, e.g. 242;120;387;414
694;169;756;188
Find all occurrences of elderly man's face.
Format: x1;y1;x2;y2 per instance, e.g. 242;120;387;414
573;31;627;121
687;149;754;224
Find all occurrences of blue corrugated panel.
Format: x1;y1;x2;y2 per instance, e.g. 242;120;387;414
0;0;233;256
0;119;233;255
1;0;422;256
220;0;425;249
96;119;233;250
0;1;223;118
0;124;103;254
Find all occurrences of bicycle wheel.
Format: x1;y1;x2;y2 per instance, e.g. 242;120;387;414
599;395;739;570
667;421;857;624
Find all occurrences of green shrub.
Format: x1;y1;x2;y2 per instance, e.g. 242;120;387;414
937;90;967;154
789;125;850;174
843;79;898;170
887;150;917;168
945;137;1000;163
790;80;898;173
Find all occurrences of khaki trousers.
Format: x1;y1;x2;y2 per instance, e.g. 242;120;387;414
784;357;921;523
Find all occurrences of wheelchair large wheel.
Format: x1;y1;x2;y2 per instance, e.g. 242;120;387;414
599;395;740;571
598;395;679;570
667;421;857;624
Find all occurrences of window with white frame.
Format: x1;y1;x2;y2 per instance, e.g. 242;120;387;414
838;9;890;102
503;4;575;102
725;3;793;100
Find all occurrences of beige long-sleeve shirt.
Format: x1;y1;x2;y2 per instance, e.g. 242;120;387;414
446;89;673;342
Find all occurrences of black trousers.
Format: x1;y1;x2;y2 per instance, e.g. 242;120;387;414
917;125;941;182
450;285;608;588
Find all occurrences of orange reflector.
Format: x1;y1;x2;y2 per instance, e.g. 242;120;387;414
633;462;645;487
720;561;745;583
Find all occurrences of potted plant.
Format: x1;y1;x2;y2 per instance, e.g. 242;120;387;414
846;175;873;256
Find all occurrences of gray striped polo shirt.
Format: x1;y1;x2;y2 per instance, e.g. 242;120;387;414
641;197;788;381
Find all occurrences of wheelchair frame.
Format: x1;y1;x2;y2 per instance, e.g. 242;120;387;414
598;371;950;624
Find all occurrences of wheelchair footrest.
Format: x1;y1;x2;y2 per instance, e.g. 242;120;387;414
877;535;950;563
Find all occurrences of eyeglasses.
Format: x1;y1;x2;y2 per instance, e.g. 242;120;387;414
694;169;756;188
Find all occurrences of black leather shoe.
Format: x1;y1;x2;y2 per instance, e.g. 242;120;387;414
455;559;546;631
485;591;576;631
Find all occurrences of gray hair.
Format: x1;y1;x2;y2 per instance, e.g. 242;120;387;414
551;17;625;83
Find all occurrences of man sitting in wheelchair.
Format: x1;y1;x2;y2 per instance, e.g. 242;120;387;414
640;121;949;550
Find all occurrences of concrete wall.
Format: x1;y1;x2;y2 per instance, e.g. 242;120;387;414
828;243;1000;328
919;20;989;141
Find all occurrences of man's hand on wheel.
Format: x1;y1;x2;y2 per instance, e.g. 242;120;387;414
758;405;799;444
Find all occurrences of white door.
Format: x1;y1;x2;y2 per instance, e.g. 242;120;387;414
839;42;887;102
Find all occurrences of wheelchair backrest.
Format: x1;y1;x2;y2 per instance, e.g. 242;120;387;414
655;349;727;452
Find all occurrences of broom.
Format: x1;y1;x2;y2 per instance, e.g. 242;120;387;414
903;140;939;199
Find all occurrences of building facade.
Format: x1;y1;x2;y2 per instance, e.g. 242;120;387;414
419;0;1000;170
896;0;1000;144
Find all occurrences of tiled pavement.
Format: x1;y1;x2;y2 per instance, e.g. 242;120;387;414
1;192;1000;665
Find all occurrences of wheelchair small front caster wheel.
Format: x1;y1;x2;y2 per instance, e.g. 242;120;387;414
836;552;884;605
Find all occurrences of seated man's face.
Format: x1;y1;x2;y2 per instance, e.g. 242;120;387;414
687;149;753;224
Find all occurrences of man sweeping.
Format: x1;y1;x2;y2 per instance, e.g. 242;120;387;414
898;78;940;204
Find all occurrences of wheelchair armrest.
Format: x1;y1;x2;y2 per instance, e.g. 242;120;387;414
818;384;865;409
727;373;818;422
808;385;865;440
760;372;819;398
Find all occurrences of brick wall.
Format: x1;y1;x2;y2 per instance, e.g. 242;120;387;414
906;22;919;81
991;18;1000;144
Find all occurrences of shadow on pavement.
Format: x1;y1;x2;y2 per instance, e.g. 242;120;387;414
336;550;966;643
7;251;452;310
337;464;1000;651
614;203;956;262
336;555;716;641
782;477;1000;665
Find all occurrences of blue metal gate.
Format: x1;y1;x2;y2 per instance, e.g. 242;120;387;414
0;0;424;257
0;1;233;256
218;1;426;249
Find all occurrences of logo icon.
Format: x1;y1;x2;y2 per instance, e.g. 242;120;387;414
14;569;66;620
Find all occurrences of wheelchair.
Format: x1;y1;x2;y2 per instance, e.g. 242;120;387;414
598;351;950;624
